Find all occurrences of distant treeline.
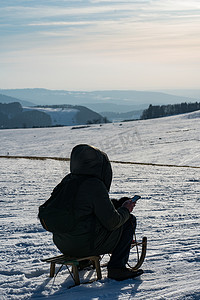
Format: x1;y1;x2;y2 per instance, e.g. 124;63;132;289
141;102;200;120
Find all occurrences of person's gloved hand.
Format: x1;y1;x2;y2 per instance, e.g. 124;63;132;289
122;199;136;212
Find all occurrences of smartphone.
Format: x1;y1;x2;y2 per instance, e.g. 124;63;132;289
131;195;141;203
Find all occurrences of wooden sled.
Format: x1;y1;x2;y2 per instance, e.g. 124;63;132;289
42;255;101;287
42;236;147;287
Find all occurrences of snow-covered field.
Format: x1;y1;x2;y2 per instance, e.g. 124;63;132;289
0;111;199;299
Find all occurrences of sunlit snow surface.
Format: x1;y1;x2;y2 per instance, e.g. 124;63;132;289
0;111;199;299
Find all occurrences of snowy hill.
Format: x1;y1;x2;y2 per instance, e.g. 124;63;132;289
0;111;199;299
182;109;200;119
29;105;106;126
0;102;106;128
23;105;107;126
23;106;79;126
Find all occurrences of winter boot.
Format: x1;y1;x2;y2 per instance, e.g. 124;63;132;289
107;267;143;281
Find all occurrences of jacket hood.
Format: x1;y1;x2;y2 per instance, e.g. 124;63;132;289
70;144;112;191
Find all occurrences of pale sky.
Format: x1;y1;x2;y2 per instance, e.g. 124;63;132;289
1;0;200;90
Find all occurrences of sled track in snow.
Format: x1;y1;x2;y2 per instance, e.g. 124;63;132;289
0;155;200;169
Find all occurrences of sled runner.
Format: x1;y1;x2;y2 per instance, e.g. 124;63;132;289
41;235;147;287
129;235;147;270
100;235;147;270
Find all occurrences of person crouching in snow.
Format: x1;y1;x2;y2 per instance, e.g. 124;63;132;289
53;144;143;281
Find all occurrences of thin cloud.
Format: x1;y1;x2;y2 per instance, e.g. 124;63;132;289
1;0;200;89
28;21;96;27
1;1;200;30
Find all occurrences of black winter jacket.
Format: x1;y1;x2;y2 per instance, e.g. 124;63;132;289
53;144;130;257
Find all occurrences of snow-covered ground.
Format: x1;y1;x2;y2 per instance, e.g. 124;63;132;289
0;111;199;299
0;110;199;167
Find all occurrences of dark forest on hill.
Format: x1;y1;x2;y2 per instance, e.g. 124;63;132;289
141;102;200;119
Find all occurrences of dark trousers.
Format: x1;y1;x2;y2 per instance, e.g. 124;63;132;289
107;214;136;269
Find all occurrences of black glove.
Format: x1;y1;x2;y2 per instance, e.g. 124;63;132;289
111;197;130;209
